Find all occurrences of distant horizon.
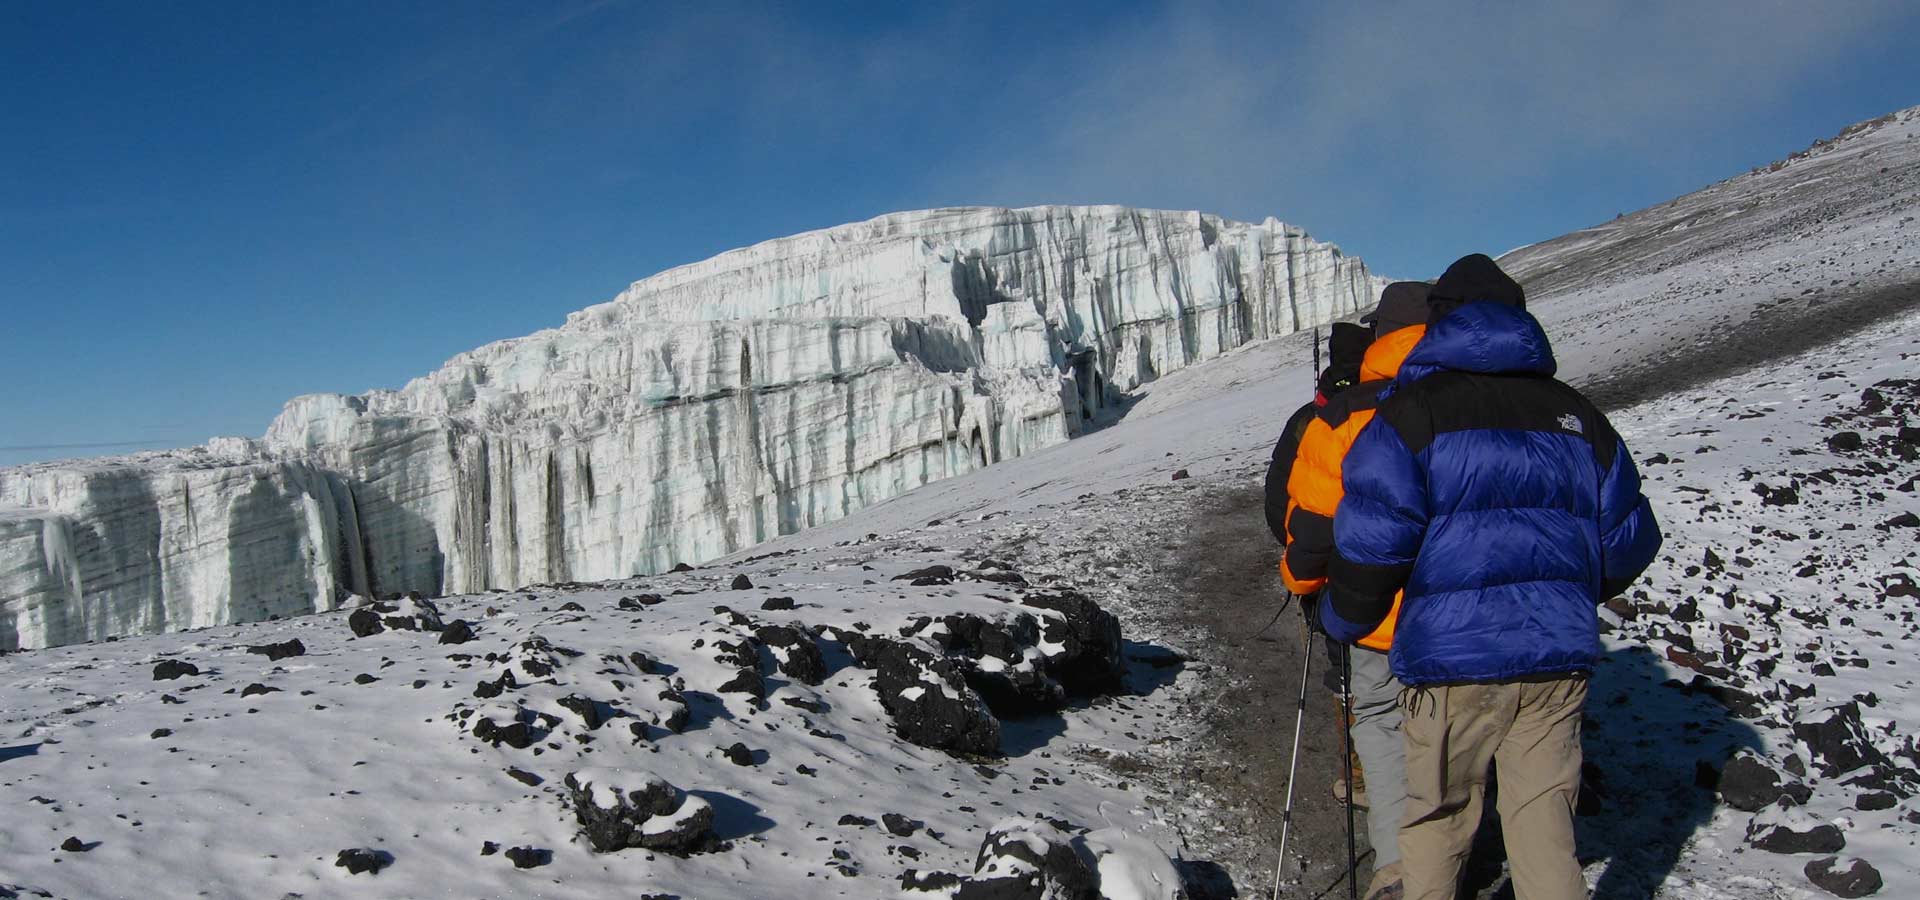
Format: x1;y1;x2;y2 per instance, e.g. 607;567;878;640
6;1;1918;467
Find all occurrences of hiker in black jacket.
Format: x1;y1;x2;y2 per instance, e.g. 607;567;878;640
1264;321;1372;543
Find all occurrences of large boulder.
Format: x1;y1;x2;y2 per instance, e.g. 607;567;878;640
1719;753;1813;812
957;818;1098;900
754;624;826;685
1746;799;1846;854
1022;590;1125;694
1805;856;1883;897
564;769;716;855
1794;703;1891;778
846;634;1000;756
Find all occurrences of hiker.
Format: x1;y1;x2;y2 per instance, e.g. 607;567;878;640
1263;321;1372;544
1262;320;1374;792
1323;254;1663;900
1281;281;1432;900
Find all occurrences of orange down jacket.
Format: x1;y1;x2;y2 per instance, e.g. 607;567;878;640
1279;324;1425;650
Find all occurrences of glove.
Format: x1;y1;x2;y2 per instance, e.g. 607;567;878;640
1297;590;1326;636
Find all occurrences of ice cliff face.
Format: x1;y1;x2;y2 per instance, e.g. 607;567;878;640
0;205;1378;649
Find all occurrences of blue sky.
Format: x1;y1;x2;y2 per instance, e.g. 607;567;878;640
4;0;1917;466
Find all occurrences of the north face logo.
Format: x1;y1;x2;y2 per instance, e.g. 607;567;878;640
1558;413;1583;433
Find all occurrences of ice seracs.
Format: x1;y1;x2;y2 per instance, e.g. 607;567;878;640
1;205;1379;649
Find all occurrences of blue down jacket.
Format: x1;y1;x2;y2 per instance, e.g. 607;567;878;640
1324;302;1662;685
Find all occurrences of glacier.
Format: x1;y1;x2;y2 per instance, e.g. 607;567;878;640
0;205;1379;649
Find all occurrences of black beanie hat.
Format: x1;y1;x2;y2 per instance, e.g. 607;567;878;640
1327;321;1372;369
1362;281;1432;336
1429;254;1524;319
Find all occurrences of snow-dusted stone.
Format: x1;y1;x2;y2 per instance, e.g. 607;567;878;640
151;659;199;681
901;869;966;893
468;703;537;749
1079;827;1188;900
1746;798;1847;854
503;846;550;869
957;817;1098;900
334;848;391;875
438;620;475;645
1719;753;1813;812
1794;702;1891;777
563;769;716;855
754;624;826;685
847;634;1000;756
923;614;1067;714
246;639;305;661
1022;590;1124;694
717;668;765;699
380;595;446;632
1805;856;1884;897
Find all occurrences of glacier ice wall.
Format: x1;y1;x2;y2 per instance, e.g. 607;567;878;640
0;206;1378;649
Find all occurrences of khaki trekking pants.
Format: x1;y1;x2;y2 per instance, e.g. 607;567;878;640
1398;675;1588;900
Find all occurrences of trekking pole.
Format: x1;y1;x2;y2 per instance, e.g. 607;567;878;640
1341;644;1358;900
1271;613;1314;900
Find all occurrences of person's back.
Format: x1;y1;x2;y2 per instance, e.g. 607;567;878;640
1263;322;1372;543
1325;254;1661;900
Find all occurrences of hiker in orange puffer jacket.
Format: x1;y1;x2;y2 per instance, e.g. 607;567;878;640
1281;280;1430;900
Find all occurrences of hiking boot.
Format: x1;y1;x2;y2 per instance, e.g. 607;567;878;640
1364;863;1404;900
1332;777;1370;809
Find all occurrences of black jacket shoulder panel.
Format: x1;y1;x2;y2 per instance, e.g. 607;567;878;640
1376;372;1606;457
1316;378;1389;431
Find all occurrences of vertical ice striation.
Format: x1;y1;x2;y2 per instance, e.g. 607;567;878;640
0;206;1379;648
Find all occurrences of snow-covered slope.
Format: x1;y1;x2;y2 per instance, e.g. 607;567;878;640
0;206;1380;650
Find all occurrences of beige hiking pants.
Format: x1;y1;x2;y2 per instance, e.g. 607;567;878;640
1398;675;1588;900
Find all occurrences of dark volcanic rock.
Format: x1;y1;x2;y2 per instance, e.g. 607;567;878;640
152;659;200;681
894;565;956;585
471;708;536;749
438;620;475;645
730;574;754;590
1794;703;1890;777
1827;431;1864;453
59;836;89;852
717;668;766;699
722;742;754;766
505;767;542;787
1747;801;1846;854
957;819;1097;900
1720;754;1813;812
754;624;826;685
334;848;391;875
1855;791;1897;811
564;770;715;855
240;683;280;698
556;695;607;730
883;813;922;837
246;639;306;661
1805;856;1883;897
846;635;999;756
1022;590;1125;694
761;596;797;611
348;608;385;637
902;869;966;892
504;846;550;869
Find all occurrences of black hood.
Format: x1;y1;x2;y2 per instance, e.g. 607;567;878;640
1328;321;1372;369
1429;253;1524;321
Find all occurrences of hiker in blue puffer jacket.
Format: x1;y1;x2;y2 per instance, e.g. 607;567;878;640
1323;254;1662;900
